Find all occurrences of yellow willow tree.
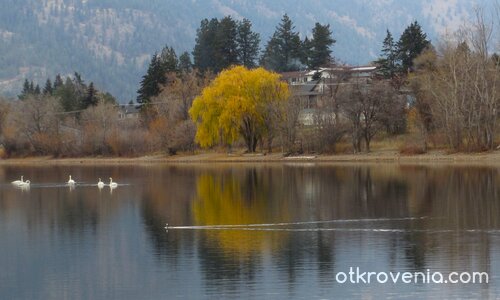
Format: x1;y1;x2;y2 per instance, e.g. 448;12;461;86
189;66;289;152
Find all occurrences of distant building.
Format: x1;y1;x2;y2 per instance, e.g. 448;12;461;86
280;71;308;85
289;79;320;108
281;66;377;85
281;65;378;126
118;104;140;119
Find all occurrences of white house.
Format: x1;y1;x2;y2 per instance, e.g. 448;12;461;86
118;104;140;119
281;65;379;126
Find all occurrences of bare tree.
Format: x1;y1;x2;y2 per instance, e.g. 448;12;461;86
412;8;500;151
6;95;63;154
0;98;10;156
0;98;9;137
361;81;402;151
338;82;364;153
312;93;346;153
339;80;402;152
80;99;119;155
148;70;210;154
273;91;304;154
168;71;211;121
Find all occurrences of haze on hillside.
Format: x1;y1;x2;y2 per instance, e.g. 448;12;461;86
0;0;492;101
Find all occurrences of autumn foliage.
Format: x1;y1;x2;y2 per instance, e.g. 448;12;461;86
189;66;289;152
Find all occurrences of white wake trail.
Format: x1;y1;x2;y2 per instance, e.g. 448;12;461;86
166;217;428;230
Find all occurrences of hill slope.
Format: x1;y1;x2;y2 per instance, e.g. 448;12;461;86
0;0;491;101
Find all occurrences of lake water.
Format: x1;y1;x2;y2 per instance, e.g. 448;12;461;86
0;163;499;299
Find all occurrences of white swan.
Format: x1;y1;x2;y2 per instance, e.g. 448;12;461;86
18;180;30;189
97;178;104;188
67;175;75;185
11;175;24;186
109;177;118;188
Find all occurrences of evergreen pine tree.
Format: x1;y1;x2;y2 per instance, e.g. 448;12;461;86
56;77;79;112
137;53;167;104
236;18;260;68
160;46;179;73
397;21;430;73
193;17;259;72
259;37;280;71
43;78;53;95
71;73;88;110
308;23;335;69
73;72;84;86
23;79;30;91
54;74;63;90
34;84;41;95
82;82;98;108
300;37;313;67
375;30;399;78
193;18;219;72
101;92;117;105
136;45;180;104
18;79;31;100
179;51;193;74
261;14;302;72
214;16;239;72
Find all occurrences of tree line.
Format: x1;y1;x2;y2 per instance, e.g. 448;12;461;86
192;14;335;73
1;11;499;158
137;14;336;104
0;73;123;157
19;73;117;112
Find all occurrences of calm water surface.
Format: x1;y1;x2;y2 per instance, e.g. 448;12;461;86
0;164;499;299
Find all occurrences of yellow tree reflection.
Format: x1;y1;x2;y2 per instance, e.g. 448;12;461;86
192;173;288;256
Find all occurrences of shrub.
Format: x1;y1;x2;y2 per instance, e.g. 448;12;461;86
399;143;426;155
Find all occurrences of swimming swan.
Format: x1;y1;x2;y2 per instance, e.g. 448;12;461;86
109;177;118;188
11;176;24;186
18;180;30;188
67;175;75;185
97;178;104;188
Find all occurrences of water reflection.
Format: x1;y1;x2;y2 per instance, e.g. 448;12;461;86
0;164;499;298
192;172;289;254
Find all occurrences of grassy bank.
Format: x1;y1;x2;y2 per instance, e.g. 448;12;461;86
2;149;500;166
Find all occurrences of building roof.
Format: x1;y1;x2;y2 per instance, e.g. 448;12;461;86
305;66;377;76
119;104;140;114
280;70;308;80
351;66;377;72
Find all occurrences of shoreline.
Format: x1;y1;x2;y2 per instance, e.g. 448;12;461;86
2;150;500;166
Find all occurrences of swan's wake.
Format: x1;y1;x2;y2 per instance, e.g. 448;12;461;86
165;217;499;234
167;216;427;230
165;226;500;234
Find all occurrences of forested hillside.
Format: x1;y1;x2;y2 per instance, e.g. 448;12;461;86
0;0;492;101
